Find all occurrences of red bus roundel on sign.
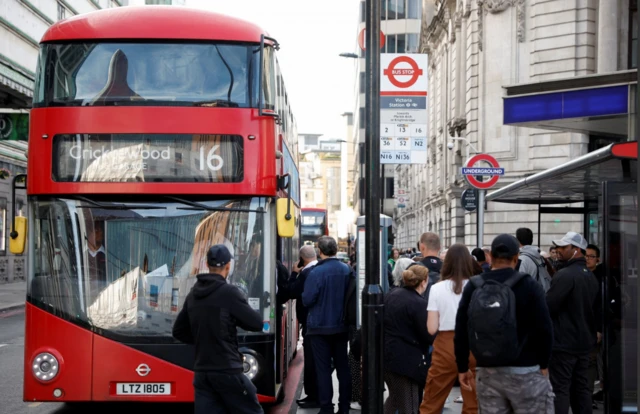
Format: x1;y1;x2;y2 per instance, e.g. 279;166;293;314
464;153;501;190
383;56;423;89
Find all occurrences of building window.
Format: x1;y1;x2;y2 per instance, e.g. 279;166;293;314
360;1;366;23
359;107;365;129
57;3;66;20
381;0;388;20
407;0;421;19
385;177;394;198
630;0;638;69
397;33;406;53
386;34;397;53
407;33;419;53
359;71;365;94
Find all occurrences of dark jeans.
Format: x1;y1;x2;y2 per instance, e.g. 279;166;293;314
302;326;318;400
550;351;592;414
310;332;352;414
193;371;263;414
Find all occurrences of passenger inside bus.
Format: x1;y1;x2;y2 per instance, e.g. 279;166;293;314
86;220;106;286
89;49;142;105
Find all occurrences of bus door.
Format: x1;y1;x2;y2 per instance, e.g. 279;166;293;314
601;181;637;414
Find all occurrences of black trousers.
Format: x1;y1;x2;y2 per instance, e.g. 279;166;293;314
193;371;263;414
310;332;352;414
550;351;592;414
301;325;318;400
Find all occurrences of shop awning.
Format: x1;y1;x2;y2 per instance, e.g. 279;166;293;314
502;71;636;138
486;141;637;205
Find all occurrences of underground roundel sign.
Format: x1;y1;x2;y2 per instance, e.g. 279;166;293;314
461;153;504;190
383;56;423;89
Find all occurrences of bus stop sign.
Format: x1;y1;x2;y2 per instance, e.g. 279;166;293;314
462;153;504;189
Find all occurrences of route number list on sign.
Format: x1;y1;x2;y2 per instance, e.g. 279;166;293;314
379;53;429;165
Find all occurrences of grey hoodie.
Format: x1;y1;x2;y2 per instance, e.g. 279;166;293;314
519;245;551;292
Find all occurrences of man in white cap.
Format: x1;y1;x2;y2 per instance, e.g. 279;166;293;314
546;232;601;414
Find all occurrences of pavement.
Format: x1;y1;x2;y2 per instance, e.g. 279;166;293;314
0;280;26;312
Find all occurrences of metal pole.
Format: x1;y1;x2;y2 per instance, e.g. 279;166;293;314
477;190;485;248
363;0;384;411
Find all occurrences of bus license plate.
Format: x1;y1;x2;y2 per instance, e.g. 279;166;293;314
116;383;171;395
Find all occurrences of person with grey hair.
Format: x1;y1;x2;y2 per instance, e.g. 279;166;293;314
392;257;414;287
303;236;353;414
288;245;319;408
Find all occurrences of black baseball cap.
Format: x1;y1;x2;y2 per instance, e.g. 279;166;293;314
206;244;233;267
491;234;520;258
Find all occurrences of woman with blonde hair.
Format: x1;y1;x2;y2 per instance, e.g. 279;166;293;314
383;265;434;414
419;244;478;414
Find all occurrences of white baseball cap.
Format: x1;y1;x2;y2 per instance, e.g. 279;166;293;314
552;231;588;250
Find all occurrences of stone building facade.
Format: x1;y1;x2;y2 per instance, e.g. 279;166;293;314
394;0;633;250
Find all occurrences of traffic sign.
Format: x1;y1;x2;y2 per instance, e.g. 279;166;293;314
461;189;478;212
383;56;423;89
358;28;386;51
462;153;504;189
380;53;428;165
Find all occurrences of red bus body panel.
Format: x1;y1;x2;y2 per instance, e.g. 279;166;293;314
24;303;279;403
23;303;93;402
41;6;267;43
28;107;277;196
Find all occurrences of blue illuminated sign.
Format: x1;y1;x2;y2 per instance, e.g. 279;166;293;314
504;85;629;124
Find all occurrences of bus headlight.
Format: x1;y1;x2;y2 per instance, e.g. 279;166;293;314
242;353;259;380
32;353;59;381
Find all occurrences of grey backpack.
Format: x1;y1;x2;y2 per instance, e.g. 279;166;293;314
519;252;552;293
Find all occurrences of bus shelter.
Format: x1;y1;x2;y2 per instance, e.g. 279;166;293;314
486;141;637;413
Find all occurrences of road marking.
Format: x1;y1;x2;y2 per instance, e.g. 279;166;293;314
28;402;42;408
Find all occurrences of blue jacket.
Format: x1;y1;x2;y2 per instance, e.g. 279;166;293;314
302;257;351;335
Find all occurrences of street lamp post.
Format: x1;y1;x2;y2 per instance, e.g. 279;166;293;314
362;0;384;411
449;137;485;248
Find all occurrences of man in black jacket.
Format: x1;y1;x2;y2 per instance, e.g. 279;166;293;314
173;244;264;414
547;232;601;414
287;245;319;409
455;234;554;413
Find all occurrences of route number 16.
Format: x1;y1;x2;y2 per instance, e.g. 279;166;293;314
199;145;224;171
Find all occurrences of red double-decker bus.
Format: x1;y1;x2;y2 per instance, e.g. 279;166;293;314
300;208;329;245
19;6;300;404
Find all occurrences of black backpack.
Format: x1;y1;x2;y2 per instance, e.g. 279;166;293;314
342;271;357;327
467;272;526;366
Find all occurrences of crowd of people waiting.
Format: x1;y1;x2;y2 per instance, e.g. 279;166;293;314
288;227;604;414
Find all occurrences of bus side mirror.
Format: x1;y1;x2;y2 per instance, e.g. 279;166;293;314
10;174;27;255
10;216;27;255
276;198;294;238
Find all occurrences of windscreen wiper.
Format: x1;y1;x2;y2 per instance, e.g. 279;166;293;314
74;196;166;210
165;196;264;213
192;99;240;108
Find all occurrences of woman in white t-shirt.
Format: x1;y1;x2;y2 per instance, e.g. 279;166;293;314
419;244;479;414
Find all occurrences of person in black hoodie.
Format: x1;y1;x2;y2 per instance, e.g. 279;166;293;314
173;244;264;414
547;232;601;414
455;234;554;413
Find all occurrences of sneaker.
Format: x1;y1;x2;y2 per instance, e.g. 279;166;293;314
350;402;362;410
454;396;464;403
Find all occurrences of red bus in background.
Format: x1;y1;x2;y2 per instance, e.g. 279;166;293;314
21;6;300;404
300;208;329;245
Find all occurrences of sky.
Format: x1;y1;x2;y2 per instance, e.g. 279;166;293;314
186;0;361;140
